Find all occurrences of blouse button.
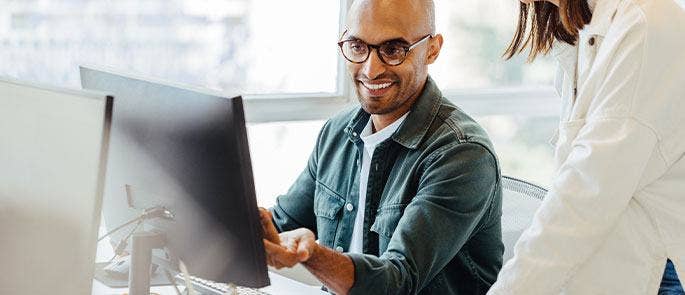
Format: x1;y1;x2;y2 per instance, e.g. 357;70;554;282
588;37;596;46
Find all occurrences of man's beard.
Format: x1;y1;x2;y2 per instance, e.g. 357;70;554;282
356;92;405;115
353;74;404;115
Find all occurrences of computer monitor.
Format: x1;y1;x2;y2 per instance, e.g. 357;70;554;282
0;77;112;294
79;66;270;289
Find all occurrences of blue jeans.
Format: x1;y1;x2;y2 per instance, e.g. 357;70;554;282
659;259;684;295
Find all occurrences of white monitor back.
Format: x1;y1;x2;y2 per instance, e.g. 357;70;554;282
0;77;112;294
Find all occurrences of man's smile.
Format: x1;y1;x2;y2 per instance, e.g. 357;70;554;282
358;80;396;97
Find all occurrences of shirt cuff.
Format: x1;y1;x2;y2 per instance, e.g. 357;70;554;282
346;253;379;295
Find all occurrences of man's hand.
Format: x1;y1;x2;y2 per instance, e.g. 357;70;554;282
258;208;317;269
258;208;354;294
258;207;281;244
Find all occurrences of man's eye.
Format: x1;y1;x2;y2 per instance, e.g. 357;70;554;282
349;42;367;54
381;45;404;57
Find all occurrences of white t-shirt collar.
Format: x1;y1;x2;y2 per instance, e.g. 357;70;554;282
360;112;409;150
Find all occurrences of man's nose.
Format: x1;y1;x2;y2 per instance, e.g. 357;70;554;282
360;49;386;80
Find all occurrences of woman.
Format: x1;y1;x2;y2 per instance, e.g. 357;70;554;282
488;0;685;294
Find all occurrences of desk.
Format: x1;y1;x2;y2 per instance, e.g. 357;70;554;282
95;226;326;294
92;271;326;295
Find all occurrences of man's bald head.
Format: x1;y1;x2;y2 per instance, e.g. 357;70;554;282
346;0;436;38
341;0;443;121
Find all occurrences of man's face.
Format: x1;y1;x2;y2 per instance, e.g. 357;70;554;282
344;2;439;115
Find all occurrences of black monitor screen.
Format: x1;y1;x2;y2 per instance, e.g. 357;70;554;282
80;66;269;288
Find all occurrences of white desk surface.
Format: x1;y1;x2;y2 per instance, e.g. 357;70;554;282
94;226;326;294
92;271;326;295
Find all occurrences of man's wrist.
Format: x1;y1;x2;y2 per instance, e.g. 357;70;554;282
301;242;355;294
304;241;322;264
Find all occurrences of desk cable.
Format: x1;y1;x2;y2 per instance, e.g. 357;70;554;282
97;206;174;262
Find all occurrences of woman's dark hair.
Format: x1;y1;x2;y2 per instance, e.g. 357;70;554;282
503;0;592;61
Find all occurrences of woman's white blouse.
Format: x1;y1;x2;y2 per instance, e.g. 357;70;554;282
489;0;685;293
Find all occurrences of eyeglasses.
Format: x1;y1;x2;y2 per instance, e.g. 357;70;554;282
338;32;433;66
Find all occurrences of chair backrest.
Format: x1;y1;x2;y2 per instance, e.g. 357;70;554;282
500;175;547;263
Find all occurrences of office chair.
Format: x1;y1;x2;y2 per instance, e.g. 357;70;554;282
500;175;548;263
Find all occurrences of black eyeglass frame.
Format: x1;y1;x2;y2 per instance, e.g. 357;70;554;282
337;31;433;66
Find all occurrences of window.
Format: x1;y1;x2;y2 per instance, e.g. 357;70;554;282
432;0;556;89
0;0;341;94
248;120;324;207
1;0;559;206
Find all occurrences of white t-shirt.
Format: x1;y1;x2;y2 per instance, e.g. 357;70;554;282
348;112;409;254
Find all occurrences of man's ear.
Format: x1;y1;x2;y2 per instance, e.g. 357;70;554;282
426;34;444;65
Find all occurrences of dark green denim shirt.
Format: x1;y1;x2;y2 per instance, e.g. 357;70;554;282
272;77;503;294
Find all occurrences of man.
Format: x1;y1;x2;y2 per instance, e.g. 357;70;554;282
259;0;503;294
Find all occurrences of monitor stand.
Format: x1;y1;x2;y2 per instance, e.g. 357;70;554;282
94;231;171;293
96;230;240;295
122;231;236;295
93;262;170;288
128;231;167;295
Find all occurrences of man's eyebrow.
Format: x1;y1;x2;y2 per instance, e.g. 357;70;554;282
381;37;410;44
343;34;410;44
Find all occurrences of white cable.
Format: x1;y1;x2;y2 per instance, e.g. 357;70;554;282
163;269;183;295
179;260;197;295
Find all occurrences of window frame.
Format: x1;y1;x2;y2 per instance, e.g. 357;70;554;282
243;0;560;123
243;0;354;123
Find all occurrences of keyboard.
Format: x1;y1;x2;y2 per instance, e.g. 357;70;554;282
176;274;271;295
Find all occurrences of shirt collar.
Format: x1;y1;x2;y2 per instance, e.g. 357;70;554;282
583;0;622;37
360;111;409;148
550;0;621;77
588;0;598;11
345;75;443;149
551;41;578;81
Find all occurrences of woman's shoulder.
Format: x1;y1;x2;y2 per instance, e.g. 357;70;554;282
595;0;683;65
612;0;684;34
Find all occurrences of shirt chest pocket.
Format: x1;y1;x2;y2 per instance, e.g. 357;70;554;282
370;204;406;254
314;183;345;246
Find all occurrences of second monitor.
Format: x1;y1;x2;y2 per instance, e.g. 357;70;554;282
80;65;269;289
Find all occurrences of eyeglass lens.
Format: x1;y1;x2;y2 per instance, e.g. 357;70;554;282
340;40;407;65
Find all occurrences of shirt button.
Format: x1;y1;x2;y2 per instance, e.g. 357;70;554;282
335;246;344;252
346;203;354;212
588;37;595;46
352;132;358;137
